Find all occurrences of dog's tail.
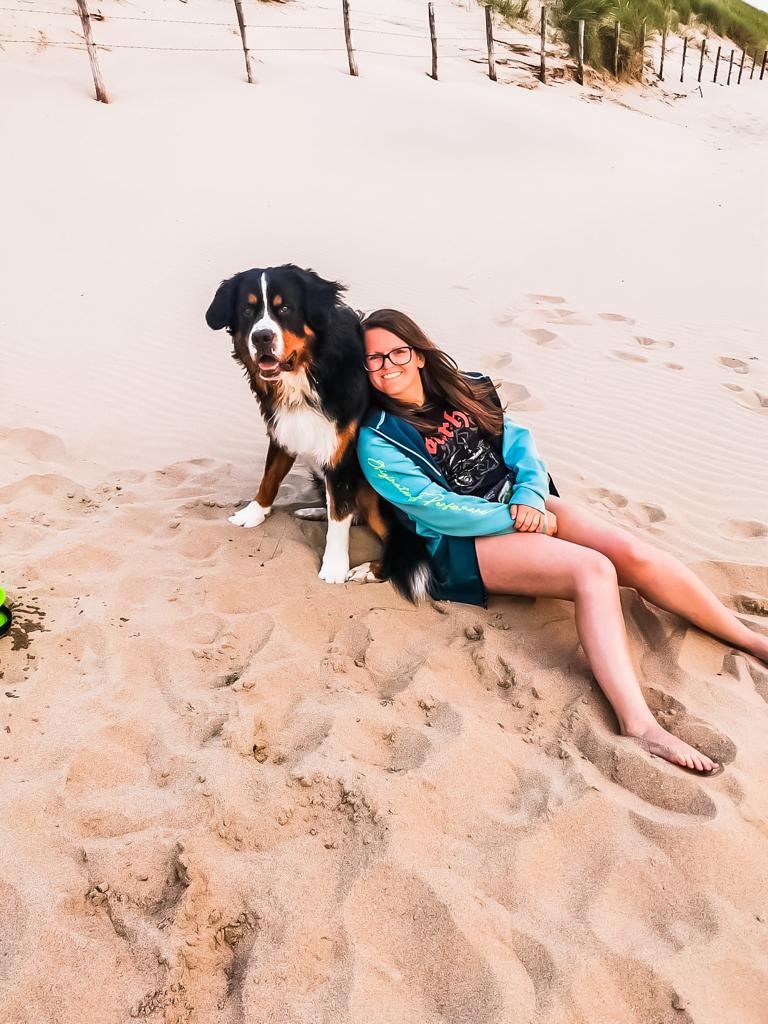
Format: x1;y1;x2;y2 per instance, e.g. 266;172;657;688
380;516;436;605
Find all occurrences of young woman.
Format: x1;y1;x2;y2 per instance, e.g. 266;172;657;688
357;309;768;774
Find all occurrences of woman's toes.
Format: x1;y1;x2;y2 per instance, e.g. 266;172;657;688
629;723;720;774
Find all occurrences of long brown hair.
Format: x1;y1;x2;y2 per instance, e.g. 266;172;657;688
359;309;503;436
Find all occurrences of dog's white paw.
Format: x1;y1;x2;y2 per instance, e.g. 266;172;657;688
294;507;328;521
228;501;271;528
346;562;382;584
318;553;350;585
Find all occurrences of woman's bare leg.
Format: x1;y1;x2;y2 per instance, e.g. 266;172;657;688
475;532;719;772
546;496;768;665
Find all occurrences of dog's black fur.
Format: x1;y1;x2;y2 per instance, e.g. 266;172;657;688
206;264;432;602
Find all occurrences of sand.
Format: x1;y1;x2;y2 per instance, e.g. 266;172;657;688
1;1;768;1021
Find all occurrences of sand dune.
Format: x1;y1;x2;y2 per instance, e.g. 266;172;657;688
2;430;767;1022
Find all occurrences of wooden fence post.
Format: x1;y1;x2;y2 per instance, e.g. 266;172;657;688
428;2;437;80
727;48;734;85
639;21;645;83
713;44;721;82
750;49;756;79
680;36;687;82
761;50;767;80
233;0;254;84
342;0;358;77
659;15;667;80
613;20;620;78
577;19;585;85
697;39;705;83
75;0;108;103
540;5;547;84
485;5;497;81
737;47;746;84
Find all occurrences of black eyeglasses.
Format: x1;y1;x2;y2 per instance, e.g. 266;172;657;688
364;346;414;373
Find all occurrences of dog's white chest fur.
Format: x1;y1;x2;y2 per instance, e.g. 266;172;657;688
272;406;338;466
269;374;338;467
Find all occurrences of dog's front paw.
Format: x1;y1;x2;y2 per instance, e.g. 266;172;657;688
318;554;350;585
229;501;271;528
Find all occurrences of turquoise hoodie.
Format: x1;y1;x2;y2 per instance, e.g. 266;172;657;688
357;373;556;606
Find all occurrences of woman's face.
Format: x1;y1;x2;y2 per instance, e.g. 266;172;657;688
364;327;425;403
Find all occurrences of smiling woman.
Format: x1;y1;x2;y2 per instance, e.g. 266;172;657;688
356;307;768;775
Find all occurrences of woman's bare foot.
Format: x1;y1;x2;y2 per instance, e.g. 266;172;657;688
624;721;720;773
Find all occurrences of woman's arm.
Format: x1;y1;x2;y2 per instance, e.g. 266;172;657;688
501;414;549;514
358;430;516;538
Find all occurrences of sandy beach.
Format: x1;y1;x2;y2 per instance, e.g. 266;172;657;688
2;1;768;1021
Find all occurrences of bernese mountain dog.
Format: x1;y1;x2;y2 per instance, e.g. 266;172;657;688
205;263;429;601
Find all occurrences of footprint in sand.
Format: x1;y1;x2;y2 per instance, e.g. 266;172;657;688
630;502;666;526
664;362;684;371
644;687;737;766
587;487;629;509
733;592;768;617
735;389;768;413
526;293;566;304
634;335;675;349
721;519;768;540
718;356;750;374
599;312;636;324
555;313;593;326
545;308;578;318
0;426;67;461
568;710;718;818
721;651;768;705
493;351;515;370
348;863;504;1021
721;382;744;392
587;490;665;529
343;718;433;774
522;327;565;348
494;310;517;328
363;636;428;699
497;381;543;411
612;350;648;364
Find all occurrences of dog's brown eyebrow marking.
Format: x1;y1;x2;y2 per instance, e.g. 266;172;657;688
272;294;283;306
247;293;259;305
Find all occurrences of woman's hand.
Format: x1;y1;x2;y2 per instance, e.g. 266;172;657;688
510;504;557;536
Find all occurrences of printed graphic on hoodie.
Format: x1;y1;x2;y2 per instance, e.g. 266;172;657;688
423;409;512;500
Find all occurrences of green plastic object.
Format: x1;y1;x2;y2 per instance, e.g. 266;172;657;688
0;588;11;639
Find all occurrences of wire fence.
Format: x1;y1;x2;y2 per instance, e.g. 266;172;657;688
1;0;765;100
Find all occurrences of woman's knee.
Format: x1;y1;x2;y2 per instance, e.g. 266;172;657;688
611;535;663;584
572;549;618;594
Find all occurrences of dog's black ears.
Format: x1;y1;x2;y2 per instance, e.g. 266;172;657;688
289;265;344;331
205;273;242;332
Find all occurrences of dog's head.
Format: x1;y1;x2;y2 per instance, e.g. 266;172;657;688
205;264;343;382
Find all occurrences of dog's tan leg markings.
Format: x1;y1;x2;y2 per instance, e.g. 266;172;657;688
328;421;358;468
256;442;295;507
356;482;388;541
229;441;295;528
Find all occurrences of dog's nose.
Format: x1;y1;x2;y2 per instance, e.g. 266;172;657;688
252;329;275;348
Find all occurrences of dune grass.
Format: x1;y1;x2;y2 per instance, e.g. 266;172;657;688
486;0;768;78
